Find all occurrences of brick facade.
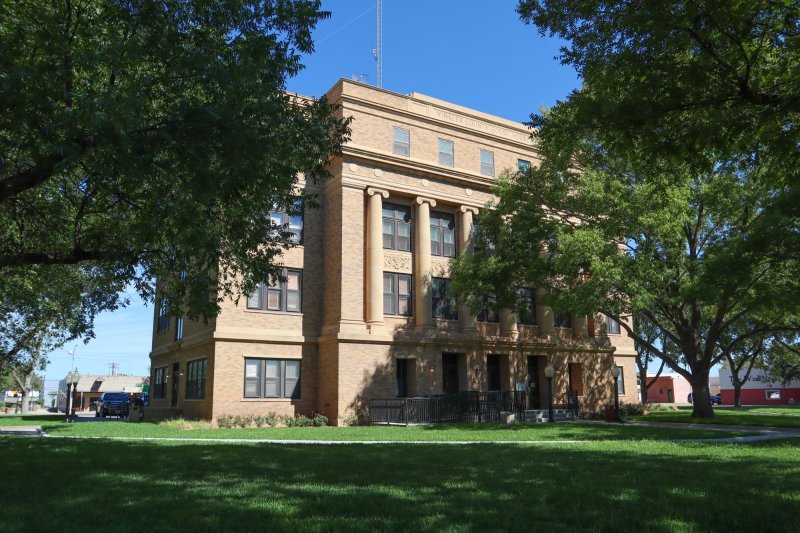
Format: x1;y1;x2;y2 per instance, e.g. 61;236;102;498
149;80;638;424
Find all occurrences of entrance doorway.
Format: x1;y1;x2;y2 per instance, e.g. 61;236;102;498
396;359;409;397
527;356;542;409
442;353;460;395
487;355;501;391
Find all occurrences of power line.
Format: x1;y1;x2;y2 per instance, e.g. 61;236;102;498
316;4;376;44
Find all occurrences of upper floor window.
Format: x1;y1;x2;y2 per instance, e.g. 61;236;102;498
384;272;412;316
480;149;494;176
383;203;411;251
438;139;454;166
270;198;304;244
477;294;499;323
186;359;207;400
606;316;621;334
517;288;536;325
175;316;184;341
156;298;170;333
430;212;456;257
393;127;410;156
432;277;458;320
518;159;531;172
554;312;572;328
247;268;302;313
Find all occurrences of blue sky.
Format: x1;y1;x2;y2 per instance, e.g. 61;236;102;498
44;0;582;382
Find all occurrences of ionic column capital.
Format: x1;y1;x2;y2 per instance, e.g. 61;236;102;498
459;205;479;214
415;196;437;207
366;187;389;198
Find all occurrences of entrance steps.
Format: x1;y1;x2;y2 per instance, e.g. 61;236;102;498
524;409;575;423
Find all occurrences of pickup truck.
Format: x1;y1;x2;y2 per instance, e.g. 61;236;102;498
95;392;130;418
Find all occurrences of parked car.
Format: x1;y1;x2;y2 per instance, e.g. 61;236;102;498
687;392;721;405
95;392;130;418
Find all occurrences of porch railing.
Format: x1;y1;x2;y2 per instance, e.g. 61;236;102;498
369;390;527;425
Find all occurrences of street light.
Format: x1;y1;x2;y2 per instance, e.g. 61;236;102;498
64;371;74;423
611;366;623;422
545;364;555;423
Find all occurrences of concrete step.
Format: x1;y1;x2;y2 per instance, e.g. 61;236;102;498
524;409;575;423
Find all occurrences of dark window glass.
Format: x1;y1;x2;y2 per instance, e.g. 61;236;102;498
554;312;572;328
477;294;499;323
518;159;531;172
430;212;456;257
154;367;167;399
157;298;170;333
432;277;458;320
606;316;621;334
175;316;184;341
615;366;625;394
517;288;536;325
246;269;302;313
185;359;207;400
384;273;412;316
244;358;301;399
383;204;411;251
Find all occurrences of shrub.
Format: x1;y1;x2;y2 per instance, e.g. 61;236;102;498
217;414;235;428
312;413;328;427
254;412;278;428
620;402;650;416
282;414;314;427
340;412;359;426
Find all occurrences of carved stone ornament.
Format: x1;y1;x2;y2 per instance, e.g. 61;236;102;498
431;259;452;277
384;253;412;273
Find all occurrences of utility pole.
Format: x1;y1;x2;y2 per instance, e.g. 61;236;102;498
109;362;119;376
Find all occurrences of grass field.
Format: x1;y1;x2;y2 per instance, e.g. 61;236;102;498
0;414;758;441
1;435;798;531
630;406;800;428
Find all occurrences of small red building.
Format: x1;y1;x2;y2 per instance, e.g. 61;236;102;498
646;373;693;404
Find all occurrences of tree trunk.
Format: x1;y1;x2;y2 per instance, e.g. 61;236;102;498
20;389;30;413
639;366;648;404
689;376;715;418
733;384;742;408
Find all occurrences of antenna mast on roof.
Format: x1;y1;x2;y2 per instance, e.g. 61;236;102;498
375;0;382;88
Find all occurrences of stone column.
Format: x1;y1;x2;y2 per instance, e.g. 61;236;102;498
536;288;554;335
572;313;588;338
366;187;389;330
459;206;479;331
500;309;518;339
415;197;436;329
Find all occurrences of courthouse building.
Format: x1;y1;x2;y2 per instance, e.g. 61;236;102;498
148;79;638;423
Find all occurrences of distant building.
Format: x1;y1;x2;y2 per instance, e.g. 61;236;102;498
58;374;147;413
719;368;800;405
646;373;692;404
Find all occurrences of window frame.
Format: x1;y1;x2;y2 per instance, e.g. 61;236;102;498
383;272;412;316
393;127;410;156
606;316;621;335
476;294;499;323
153;367;167;399
517;288;537;325
517;159;531;173
382;203;412;252
480;149;495;176
246;268;303;313
554;312;572;329
438;138;454;166
270;198;304;245
243;358;301;399
615;366;625;394
156;298;170;334
430;211;456;257
765;389;781;400
185;359;207;400
431;277;458;320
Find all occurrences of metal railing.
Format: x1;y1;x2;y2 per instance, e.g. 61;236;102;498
369;390;528;425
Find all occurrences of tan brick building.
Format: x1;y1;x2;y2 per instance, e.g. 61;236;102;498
148;79;638;423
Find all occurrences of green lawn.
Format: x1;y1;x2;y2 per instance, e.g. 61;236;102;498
630;407;800;428
0;414;758;440
1;435;798;531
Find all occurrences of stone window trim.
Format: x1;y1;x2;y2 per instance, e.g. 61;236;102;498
246;268;302;313
393;126;410;156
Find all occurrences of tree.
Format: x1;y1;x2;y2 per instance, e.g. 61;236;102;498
764;336;800;384
633;314;667;405
0;0;350;321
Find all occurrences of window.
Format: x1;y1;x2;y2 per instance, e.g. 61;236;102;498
247;269;302;313
517;288;536;325
615;366;625;394
569;363;584;396
153;367;167;399
606;316;621;334
175;316;184;341
393;127;410;156
518;159;531;172
430;212;456;257
157;298;170;333
480;149;494;176
554;312;572;328
432;278;458;320
270;198;304;244
438;139;454;166
766;389;781;400
382;203;412;251
186;359;207;400
477;294;499;323
244;358;300;399
384;273;412;316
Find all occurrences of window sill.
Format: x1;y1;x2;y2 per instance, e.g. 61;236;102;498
244;309;303;316
183;398;206;402
241;398;299;402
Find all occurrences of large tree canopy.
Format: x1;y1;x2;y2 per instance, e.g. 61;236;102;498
0;0;350;319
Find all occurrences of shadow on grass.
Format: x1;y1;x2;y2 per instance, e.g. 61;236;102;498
1;436;798;531
0;414;63;425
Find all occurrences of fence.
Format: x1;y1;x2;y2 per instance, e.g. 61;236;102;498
369;390;529;425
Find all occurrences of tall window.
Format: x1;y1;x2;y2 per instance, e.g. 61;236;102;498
554;312;572;328
156;298;170;333
430;212;456;257
153;367;167;399
175;316;184;341
384;273;412;316
393;127;410;156
517;288;536;325
480;149;494;176
606;316;621;334
247;269;302;313
270;198;304;244
518;159;531;172
615;366;625;394
383;204;411;251
244;358;300;399
477;294;499;323
438;139;454;166
432;278;458;320
186;359;207;400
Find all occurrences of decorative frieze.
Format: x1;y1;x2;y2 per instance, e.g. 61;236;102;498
384;252;412;273
431;258;451;278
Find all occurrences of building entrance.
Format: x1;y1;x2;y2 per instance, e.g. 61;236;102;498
527;356;543;409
